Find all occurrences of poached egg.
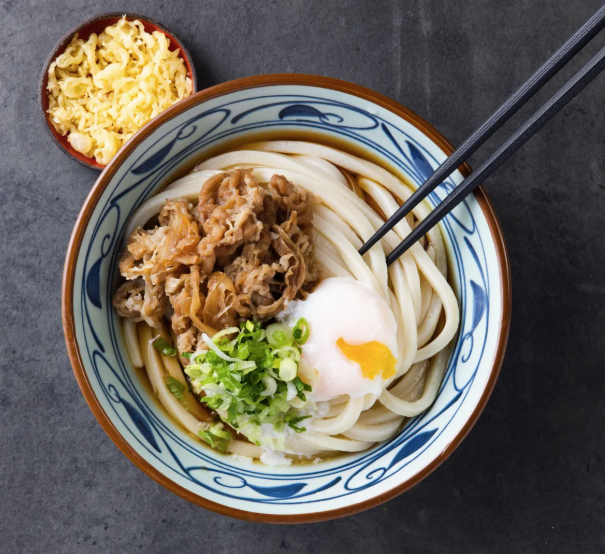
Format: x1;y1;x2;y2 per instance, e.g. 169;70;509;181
282;277;399;402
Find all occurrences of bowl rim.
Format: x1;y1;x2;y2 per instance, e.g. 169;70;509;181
62;73;512;523
39;11;198;171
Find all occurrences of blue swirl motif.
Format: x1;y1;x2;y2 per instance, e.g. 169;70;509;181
407;141;435;181
86;257;104;309
278;104;344;124
231;100;379;130
131;124;198;175
461;281;487;364
184;466;342;501
345;430;438;492
78;93;491;507
83;203;121;351
85;206;119;309
107;385;161;453
455;237;489;392
130;109;231;176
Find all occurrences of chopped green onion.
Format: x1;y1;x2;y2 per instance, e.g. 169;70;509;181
201;333;256;369
209;422;231;439
275;345;301;362
166;376;186;399
266;323;293;347
153;337;177;357
202;395;222;410
237;343;250;359
181;352;192;359
285;413;312;433
260;375;277;397
198;423;232;452
279;358;297;381
292;376;311;401
183;319;313;452
292;376;312;392
227;399;238;423
184;365;202;379
293;318;310;345
269;394;290;416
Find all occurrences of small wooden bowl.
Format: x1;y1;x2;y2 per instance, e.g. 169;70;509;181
39;12;198;171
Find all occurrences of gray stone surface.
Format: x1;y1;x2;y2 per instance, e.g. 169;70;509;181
1;0;605;551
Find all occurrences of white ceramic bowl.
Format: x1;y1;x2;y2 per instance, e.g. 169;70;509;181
63;75;511;523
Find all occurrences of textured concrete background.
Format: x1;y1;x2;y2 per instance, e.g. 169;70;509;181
2;0;605;551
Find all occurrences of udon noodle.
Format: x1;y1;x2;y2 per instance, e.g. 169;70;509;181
113;140;459;464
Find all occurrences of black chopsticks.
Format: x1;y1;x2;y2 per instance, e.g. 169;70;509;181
358;5;605;266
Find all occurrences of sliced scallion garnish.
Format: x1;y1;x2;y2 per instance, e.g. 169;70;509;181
153;337;177;357
285;413;312;433
198;423;232;452
278;358;297;381
266;323;293;347
166;376;186;399
183;318;313;452
293;318;310;345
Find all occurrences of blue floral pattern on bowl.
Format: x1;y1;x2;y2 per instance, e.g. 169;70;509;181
69;83;506;518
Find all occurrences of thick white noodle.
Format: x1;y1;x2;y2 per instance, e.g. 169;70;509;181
292;154;349;186
297;433;375;453
311;397;364;435
164;170;223;191
228;440;262;458
314;204;363;249
388;291;405;376
356;177;423;318
418;245;436;325
387;263;417;380
161;349;209;422
390;361;429;399
315;245;352;278
379;348;449;417
358;406;402;425
138;325;205;436
123;320;143;368
362;393;379;411
313;214;382;295
313;232;351;277
342;417;404;442
417;296;443;348
195;150;344;188
324;399;345;412
313;230;342;262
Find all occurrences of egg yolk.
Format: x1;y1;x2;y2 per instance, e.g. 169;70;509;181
336;338;397;380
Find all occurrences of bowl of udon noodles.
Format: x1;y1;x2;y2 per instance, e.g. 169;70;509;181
63;74;511;522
